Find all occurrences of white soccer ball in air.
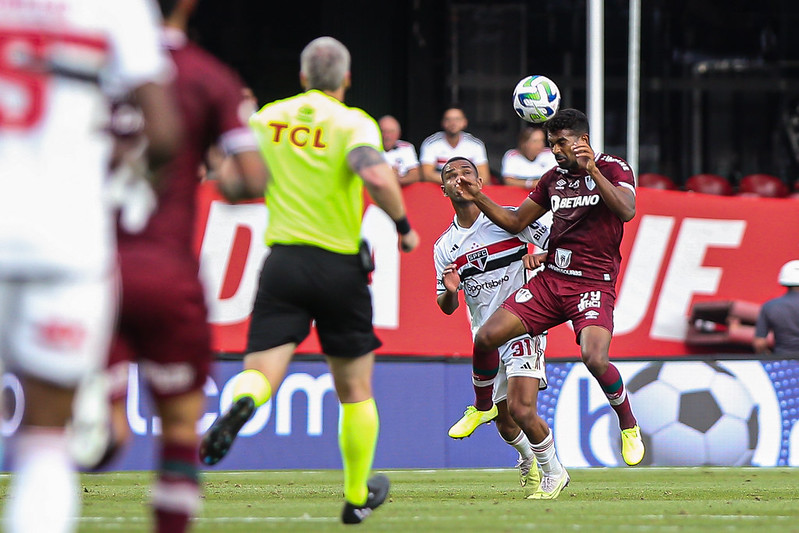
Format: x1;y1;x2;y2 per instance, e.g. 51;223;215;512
512;75;561;123
610;361;759;466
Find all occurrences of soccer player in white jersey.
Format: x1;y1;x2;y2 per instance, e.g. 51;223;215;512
420;106;490;183
0;1;179;531
501;126;557;189
379;115;421;186
434;157;568;499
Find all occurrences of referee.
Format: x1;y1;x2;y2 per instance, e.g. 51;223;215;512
201;36;419;525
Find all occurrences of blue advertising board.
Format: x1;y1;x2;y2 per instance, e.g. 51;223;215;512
6;359;792;470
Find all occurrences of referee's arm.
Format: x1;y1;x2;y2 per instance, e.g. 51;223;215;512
348;145;419;253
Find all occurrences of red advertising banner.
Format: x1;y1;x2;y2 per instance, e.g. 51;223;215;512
195;182;799;359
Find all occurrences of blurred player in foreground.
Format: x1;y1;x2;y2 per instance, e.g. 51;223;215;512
200;36;419;525
435;157;568;499
456;109;645;470
92;1;267;532
0;1;180;531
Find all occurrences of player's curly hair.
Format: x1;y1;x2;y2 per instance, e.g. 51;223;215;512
545;108;589;136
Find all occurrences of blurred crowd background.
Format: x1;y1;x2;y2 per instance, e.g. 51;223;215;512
190;0;799;192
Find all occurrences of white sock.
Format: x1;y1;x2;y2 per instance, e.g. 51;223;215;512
503;430;534;460
531;430;564;477
4;429;79;533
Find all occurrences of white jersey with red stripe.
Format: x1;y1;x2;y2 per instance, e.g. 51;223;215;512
420;131;488;172
501;148;556;180
0;0;171;278
383;140;419;177
434;209;552;336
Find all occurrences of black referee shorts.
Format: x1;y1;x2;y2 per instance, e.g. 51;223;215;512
246;244;382;358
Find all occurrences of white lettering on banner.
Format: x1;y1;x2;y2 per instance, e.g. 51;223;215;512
275;373;335;436
126;367;335;437
199;201;268;325
361;206;400;328
200;202;400;330
614;215;675;334
651;218;746;340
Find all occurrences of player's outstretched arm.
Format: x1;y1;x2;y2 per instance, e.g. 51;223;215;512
348;146;419;252
459;174;547;234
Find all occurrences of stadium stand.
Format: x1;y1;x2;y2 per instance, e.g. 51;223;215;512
736;173;789;198
638;172;677;190
683;173;733;196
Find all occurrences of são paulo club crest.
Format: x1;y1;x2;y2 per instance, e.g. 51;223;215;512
466;248;488;271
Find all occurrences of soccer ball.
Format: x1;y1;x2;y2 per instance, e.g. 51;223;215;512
512;75;561;123
609;361;758;466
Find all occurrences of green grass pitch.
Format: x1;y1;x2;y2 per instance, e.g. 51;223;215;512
4;467;797;532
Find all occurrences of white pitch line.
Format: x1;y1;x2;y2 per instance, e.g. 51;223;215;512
203;468;514;476
639;514;795;521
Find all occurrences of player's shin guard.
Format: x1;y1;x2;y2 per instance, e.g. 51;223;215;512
472;346;499;411
3;428;79;533
152;442;201;533
596;363;637;429
339;398;379;506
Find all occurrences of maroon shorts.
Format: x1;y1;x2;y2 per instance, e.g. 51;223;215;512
108;244;211;400
500;268;616;344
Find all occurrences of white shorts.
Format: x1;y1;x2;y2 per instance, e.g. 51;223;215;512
492;333;547;404
0;274;117;387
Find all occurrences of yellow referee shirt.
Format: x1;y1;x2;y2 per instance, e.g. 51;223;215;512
249;90;382;254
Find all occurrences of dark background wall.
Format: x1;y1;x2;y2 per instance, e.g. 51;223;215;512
191;0;799;187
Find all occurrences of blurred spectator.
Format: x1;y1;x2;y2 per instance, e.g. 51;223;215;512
753;260;799;356
501;126;557;189
379;115;420;186
420;106;490;183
